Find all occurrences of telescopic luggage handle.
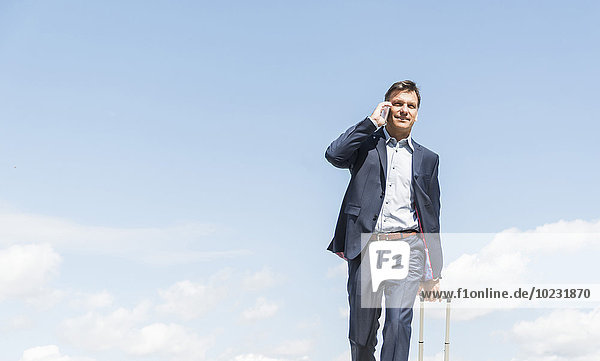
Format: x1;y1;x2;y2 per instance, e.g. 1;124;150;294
418;297;451;361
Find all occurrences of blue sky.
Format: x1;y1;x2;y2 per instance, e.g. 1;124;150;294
1;1;599;361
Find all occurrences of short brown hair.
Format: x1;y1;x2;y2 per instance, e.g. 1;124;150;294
384;80;421;108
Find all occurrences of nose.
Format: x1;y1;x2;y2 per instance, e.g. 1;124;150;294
399;104;409;114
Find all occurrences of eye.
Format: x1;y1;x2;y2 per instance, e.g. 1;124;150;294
409;105;416;109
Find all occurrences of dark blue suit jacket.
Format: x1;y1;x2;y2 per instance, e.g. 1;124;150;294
326;118;442;278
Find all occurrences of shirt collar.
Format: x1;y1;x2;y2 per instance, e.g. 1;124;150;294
383;126;414;151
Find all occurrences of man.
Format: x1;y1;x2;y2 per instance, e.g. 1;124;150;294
325;80;442;361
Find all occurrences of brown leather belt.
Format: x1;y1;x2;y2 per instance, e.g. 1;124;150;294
370;231;418;241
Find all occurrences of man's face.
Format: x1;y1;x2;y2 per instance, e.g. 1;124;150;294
386;90;419;134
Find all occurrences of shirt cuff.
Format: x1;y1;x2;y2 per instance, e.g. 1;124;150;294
367;116;379;128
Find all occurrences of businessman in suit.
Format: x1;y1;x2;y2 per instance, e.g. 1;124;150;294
325;81;442;361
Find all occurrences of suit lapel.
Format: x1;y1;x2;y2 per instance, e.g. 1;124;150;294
375;128;387;180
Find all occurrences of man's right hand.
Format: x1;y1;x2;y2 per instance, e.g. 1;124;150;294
336;252;347;261
369;101;392;127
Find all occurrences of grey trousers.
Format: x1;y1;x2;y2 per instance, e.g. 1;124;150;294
347;234;425;361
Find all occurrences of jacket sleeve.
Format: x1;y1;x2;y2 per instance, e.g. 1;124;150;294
428;155;441;219
428;154;442;279
325;117;377;169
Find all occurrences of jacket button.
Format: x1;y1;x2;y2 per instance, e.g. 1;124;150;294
372;215;378;221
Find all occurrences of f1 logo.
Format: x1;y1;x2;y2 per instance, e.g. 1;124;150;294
368;241;410;292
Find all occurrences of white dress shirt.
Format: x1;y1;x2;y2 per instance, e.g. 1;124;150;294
373;126;419;233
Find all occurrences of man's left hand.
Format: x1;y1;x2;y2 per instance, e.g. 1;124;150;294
418;279;441;302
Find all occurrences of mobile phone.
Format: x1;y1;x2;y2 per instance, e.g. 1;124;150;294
380;106;390;125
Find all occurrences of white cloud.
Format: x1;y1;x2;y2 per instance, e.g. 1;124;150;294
0;211;250;264
241;297;280;321
19;345;95;361
423;352;445;361
484;224;600;256
156;270;231;320
437;219;600;320
0;212;213;248
444;248;528;286
69;290;114;310
297;315;322;330
445;219;600;286
333;350;350;361
242;267;282;291
0;244;61;301
156;280;227;320
60;302;214;361
4;315;34;331
61;302;152;351
126;322;214;359
271;338;313;356
143;249;253;265
25;288;65;310
422;351;471;361
327;262;347;279
510;307;600;361
231;354;291;361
